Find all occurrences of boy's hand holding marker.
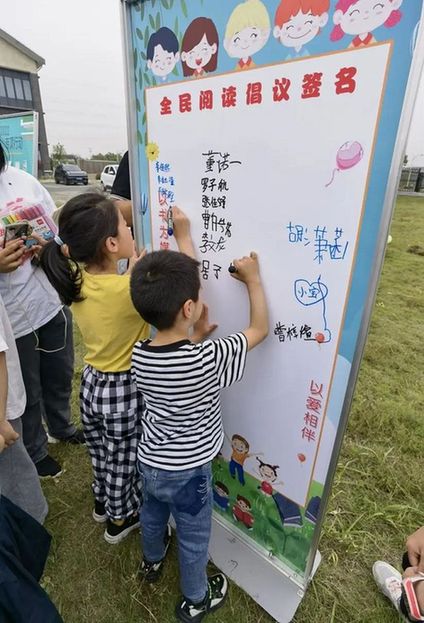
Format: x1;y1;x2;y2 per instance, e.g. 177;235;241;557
169;206;196;259
228;252;261;284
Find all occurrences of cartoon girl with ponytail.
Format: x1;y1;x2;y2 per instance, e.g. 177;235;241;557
330;0;403;48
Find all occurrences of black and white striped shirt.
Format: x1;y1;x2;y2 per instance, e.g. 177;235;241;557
132;332;248;471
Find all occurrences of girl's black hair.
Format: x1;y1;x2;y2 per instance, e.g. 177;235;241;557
40;193;119;306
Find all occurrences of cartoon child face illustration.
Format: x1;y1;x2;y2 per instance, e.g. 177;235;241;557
274;0;330;54
231;435;249;455
258;462;278;483
330;0;403;45
181;17;219;78
236;497;251;513
214;482;229;498
147;27;180;81
224;0;271;69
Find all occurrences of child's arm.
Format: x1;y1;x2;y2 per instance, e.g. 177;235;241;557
230;252;268;350
172;206;196;259
0;352;19;448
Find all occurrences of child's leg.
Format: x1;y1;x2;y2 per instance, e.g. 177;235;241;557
80;367;106;506
101;372;141;520
170;463;213;603
139;471;171;563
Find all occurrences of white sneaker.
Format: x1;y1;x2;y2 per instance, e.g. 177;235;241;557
372;561;402;611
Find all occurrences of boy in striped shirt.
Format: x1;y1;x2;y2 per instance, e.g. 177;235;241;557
130;211;268;622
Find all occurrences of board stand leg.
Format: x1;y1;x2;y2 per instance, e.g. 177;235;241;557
208;515;321;623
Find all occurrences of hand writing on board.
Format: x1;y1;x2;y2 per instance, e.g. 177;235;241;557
230;251;261;285
192;304;218;343
172;206;191;241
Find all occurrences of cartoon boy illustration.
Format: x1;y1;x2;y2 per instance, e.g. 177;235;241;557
232;495;254;530
229;434;260;486
213;481;230;511
274;0;330;57
181;17;219;78
224;0;271;71
147;27;180;81
256;457;284;496
330;0;403;48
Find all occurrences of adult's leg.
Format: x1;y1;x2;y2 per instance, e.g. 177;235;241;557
0;418;48;523
39;307;75;439
15;330;47;464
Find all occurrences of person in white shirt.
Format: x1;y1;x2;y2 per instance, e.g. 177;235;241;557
0;293;48;523
0;142;83;478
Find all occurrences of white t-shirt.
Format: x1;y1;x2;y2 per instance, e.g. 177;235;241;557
0;166;62;338
0;295;26;420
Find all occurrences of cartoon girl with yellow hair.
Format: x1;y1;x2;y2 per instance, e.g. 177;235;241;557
224;0;271;71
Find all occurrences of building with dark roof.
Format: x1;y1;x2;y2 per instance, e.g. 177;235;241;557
0;28;49;174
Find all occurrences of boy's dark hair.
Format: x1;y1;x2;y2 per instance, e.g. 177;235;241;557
147;27;179;60
130;250;200;330
40;193;119;306
0;141;7;174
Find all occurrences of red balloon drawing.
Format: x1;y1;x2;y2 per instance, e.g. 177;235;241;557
297;453;306;463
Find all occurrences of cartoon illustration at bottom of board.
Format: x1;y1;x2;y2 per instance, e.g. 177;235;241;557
233;495;255;530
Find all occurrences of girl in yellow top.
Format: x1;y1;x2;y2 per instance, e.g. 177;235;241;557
40;193;148;544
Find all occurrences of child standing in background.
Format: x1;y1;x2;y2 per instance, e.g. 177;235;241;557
130;210;268;622
40;193;148;544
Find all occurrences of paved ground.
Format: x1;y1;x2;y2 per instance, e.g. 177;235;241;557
42;179;100;205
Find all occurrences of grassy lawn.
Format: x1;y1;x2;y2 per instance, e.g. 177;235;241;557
41;195;424;623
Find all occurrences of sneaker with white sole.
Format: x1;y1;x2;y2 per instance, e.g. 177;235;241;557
47;430;85;445
176;573;228;622
139;524;172;583
372;561;403;612
35;454;63;478
92;500;107;524
104;514;139;544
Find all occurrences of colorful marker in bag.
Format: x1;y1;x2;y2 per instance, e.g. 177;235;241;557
167;207;174;236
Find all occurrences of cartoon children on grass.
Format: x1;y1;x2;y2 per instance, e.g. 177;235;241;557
146;27;180;81
181;17;219;78
330;0;403;48
274;0;330;57
224;0;271;71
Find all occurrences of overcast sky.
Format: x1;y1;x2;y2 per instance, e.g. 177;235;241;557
2;0;424;163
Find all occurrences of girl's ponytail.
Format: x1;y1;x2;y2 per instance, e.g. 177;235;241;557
39;193;119;306
40;240;83;306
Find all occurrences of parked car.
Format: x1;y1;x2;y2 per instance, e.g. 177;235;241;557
54;164;88;185
100;164;119;192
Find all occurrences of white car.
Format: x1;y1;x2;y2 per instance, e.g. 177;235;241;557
100;164;119;192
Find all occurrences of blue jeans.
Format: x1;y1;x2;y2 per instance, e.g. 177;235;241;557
139;461;212;603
